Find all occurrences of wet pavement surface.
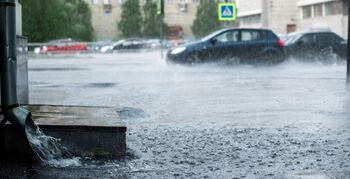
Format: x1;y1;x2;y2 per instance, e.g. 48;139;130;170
1;51;350;178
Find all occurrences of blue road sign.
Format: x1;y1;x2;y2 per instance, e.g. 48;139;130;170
218;3;236;21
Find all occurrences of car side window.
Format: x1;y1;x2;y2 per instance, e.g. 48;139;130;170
214;30;240;43
241;30;264;41
299;34;316;44
317;34;335;45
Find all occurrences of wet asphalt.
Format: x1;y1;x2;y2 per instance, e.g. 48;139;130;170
1;51;350;178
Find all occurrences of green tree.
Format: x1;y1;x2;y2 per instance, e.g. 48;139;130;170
191;1;222;39
118;0;143;38
143;0;167;38
65;0;94;41
22;0;94;42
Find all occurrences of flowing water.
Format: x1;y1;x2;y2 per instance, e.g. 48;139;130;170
26;127;81;167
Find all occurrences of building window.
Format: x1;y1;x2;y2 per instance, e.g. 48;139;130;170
313;4;323;17
193;0;200;5
92;0;99;4
167;0;175;4
325;2;339;16
239;14;261;25
104;0;112;13
301;5;312;19
179;0;188;12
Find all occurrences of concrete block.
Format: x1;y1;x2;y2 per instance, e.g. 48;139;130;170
0;105;126;162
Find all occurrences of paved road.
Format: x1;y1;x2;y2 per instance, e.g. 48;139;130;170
3;52;350;178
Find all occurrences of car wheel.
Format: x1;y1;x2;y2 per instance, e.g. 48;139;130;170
323;53;343;65
261;52;282;65
319;48;344;64
186;54;200;64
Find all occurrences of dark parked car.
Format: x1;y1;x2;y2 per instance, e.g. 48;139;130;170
167;28;286;64
112;39;146;51
145;39;174;49
285;32;347;61
89;41;111;53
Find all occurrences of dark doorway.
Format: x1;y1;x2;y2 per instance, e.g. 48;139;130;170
287;24;297;33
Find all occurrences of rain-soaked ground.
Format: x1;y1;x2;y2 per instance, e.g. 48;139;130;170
2;51;350;178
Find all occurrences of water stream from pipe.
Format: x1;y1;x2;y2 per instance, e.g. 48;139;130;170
26;127;82;167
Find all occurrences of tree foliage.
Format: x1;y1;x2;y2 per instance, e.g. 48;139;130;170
22;0;94;42
118;0;143;38
191;1;222;39
142;0;167;38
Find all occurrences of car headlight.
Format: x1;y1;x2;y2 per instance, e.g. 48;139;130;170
171;47;186;54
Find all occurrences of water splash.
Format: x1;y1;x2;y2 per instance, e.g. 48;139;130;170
26;127;82;167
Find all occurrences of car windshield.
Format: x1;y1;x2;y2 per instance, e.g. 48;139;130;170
285;33;303;45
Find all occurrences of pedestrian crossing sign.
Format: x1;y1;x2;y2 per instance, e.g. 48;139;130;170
218;3;236;21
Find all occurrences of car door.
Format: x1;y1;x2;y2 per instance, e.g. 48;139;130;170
316;33;343;59
203;30;240;61
239;30;268;62
293;34;317;60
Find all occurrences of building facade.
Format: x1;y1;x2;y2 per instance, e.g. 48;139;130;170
236;0;348;38
85;0;202;40
237;0;298;35
236;0;263;28
164;0;200;38
84;0;123;41
297;0;348;38
85;0;348;40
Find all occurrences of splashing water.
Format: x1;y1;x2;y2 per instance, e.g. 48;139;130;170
26;127;82;167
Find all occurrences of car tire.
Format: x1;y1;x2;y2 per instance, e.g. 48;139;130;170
319;47;332;62
319;48;343;64
261;51;283;65
323;53;343;65
186;54;200;64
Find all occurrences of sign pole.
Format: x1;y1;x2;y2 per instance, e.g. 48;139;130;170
347;3;350;81
157;0;164;59
160;16;163;59
225;0;228;27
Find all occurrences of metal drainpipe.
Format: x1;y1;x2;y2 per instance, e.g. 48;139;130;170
0;0;38;132
0;0;38;162
0;0;18;109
